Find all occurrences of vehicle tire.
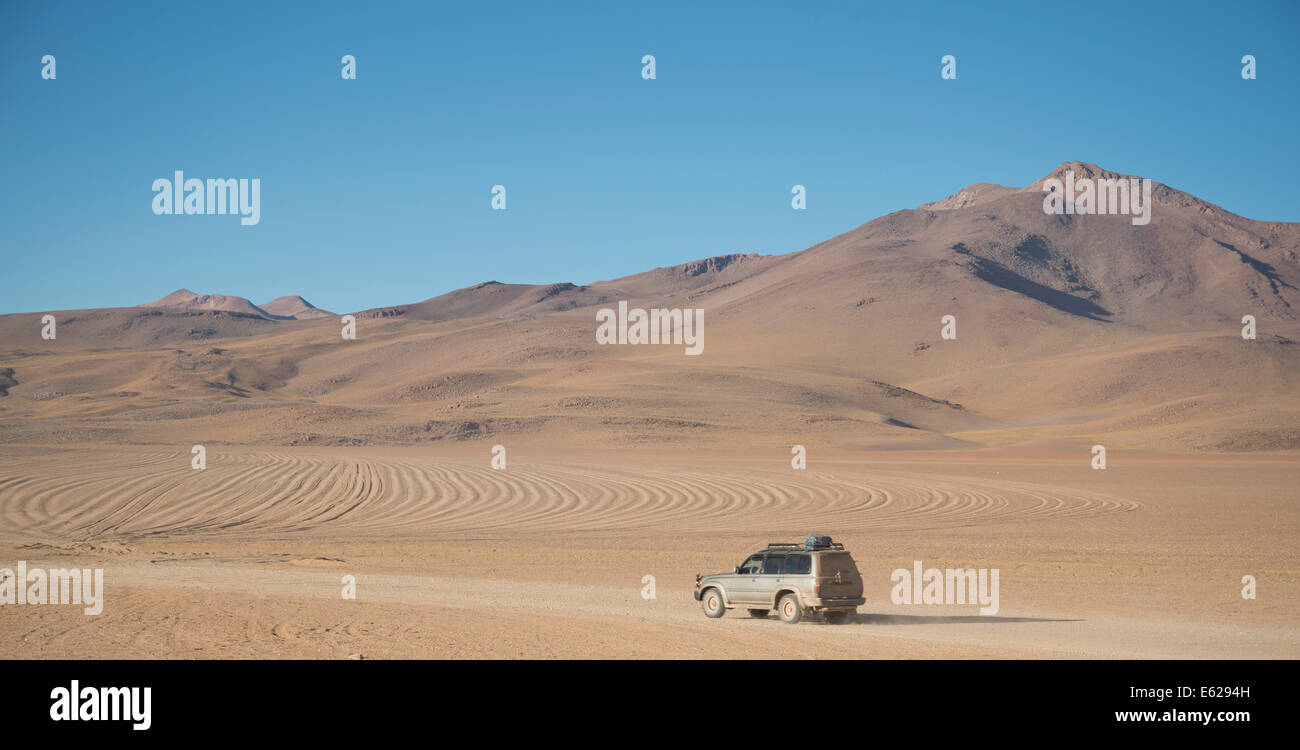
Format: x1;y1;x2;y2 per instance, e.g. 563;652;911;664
777;594;803;624
747;609;769;619
824;610;848;624
701;588;726;618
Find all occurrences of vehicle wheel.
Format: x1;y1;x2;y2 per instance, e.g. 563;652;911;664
747;609;769;619
777;594;803;624
701;588;726;618
824;610;848;624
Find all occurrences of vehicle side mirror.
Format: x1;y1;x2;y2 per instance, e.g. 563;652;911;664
734;566;742;574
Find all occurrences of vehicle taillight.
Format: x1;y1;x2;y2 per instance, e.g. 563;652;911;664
813;579;821;595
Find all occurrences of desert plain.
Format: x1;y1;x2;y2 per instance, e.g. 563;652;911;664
2;162;1298;658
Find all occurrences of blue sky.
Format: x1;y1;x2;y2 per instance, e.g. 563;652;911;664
2;0;1297;315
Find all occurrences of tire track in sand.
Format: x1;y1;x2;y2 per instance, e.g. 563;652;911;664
0;450;1142;542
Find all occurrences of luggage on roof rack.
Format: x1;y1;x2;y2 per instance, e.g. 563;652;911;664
765;537;843;551
805;535;833;550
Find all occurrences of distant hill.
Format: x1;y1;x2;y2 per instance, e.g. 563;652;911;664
259;296;334;320
2;161;1297;452
141;290;334;321
143;289;273;318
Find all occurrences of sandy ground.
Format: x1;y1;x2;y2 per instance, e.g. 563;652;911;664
1;445;1296;659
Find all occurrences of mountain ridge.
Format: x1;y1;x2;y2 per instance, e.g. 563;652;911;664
3;161;1297;452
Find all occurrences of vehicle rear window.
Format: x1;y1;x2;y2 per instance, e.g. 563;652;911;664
785;554;811;575
761;554;786;574
818;553;859;579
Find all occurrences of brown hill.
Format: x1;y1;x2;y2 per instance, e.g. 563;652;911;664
260;296;334;320
2;162;1297;451
144;289;274;318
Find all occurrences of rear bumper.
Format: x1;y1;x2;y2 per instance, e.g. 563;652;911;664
804;596;865;609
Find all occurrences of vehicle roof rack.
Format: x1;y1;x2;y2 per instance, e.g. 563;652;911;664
766;542;844;551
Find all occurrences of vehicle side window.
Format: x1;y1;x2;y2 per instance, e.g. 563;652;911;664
739;555;763;575
786;554;811;575
761;554;786;574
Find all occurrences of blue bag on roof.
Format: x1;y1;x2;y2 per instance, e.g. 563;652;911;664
805;535;832;549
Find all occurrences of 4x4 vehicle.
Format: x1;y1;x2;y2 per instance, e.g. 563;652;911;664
694;536;865;623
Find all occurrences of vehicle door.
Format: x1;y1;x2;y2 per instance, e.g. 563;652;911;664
815;552;864;601
729;553;765;604
757;552;788;606
784;553;812;597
